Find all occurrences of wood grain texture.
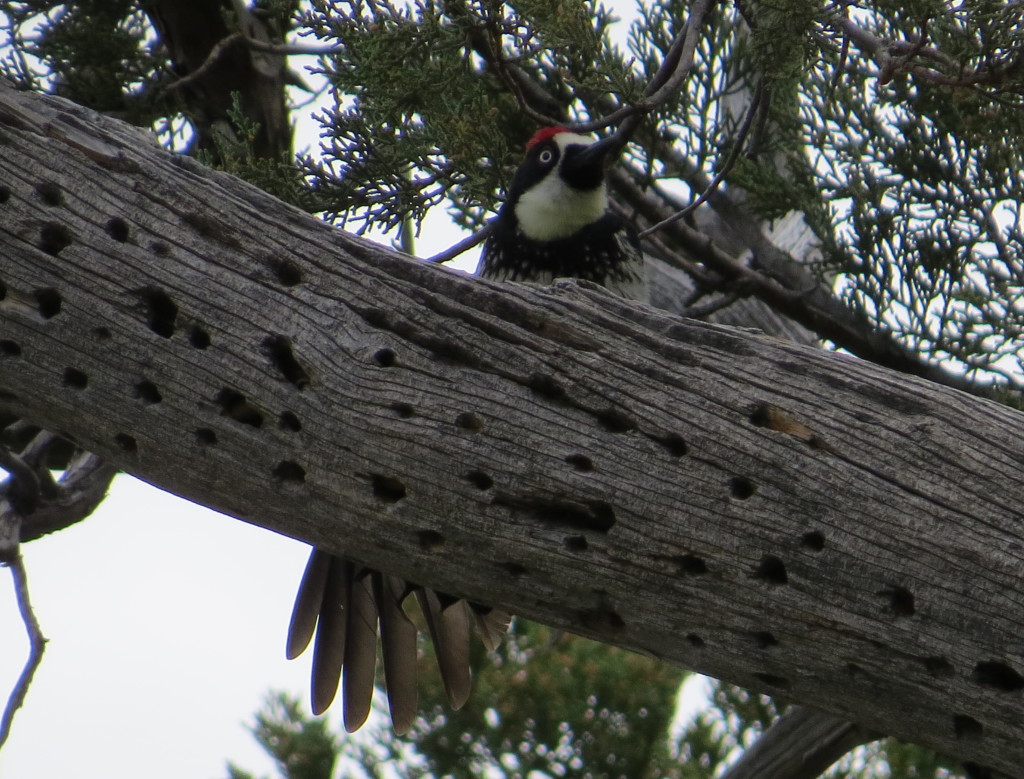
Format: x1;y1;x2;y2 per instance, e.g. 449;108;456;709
1;82;1023;774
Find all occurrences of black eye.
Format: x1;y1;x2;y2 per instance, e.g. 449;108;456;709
538;149;554;164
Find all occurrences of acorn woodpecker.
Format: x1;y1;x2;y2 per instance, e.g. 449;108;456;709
479;126;646;301
287;127;643;736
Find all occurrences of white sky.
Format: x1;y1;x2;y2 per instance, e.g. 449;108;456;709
0;3;718;777
0;476;317;777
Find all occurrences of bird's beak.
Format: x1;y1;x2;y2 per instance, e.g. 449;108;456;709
563;132;626;174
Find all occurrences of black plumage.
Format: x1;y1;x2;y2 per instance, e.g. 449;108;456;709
479;128;645;301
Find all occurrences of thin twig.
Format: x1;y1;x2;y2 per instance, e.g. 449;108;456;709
461;5;565;126
164;31;246;92
164;32;331;94
575;0;717;137
0;552;46;750
682;291;742;319
425;224;491;264
244;38;337;57
639;77;765;238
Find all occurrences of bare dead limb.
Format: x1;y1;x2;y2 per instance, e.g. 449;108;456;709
836;15;1020;90
19;452;117;543
639;77;765;238
0;426;114;750
0;553;45;751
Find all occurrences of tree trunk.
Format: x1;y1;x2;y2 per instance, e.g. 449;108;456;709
1;82;1022;775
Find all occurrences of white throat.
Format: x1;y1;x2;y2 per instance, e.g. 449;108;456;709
514;133;609;241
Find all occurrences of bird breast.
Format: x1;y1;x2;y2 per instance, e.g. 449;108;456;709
514;175;610;242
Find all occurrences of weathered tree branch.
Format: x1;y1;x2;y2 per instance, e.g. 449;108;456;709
720;706;877;779
1;83;1024;774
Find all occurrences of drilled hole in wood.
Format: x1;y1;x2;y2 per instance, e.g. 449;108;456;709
139;287;178;338
105;217;130;242
62;367;87;389
35;181;63;206
972;660;1024;692
34;287;62;319
502;496;616;533
464;470;493;490
92;327;111;340
748;403;772;427
423;338;476;367
651;431;688;457
195;428;217;445
953;714;983;741
730;475;756;500
273;460;306;485
753;631;778;649
686;633;705;648
503;562;527;577
580;606;625;633
390;402;415;418
596;407;636;433
527;373;567;402
878;585;915;617
924;656;955;678
0;185;10;203
564;535;588;551
371;474;406;502
0;279;6;300
565;454;594;472
372;348;396;367
675;554;708;576
455;412;483;432
753;555;788;585
189;326;210;349
753;672;790;690
182;211;225;240
262;335;310;388
114;433;137;453
150;241;171;256
417;529;444;551
279;411;302;432
133;380;162;404
0;340;21;357
38;223;72;256
270;258;303;287
215;388;263;427
801;530;826;551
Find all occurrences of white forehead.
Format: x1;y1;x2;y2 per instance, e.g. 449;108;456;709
552;132;596;152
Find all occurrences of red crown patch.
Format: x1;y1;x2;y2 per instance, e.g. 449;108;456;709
526;126;571;149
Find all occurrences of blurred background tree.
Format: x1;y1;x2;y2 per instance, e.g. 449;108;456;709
225;622;961;779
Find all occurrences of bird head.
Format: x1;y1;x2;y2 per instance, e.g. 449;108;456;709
509;127;619;242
